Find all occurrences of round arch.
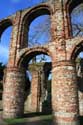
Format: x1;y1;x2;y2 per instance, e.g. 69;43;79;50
23;4;53;26
0;18;13;39
20;4;53;47
17;46;52;68
71;41;83;60
65;0;83;37
66;0;82;14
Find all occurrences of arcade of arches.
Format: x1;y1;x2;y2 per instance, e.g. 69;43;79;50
1;0;83;125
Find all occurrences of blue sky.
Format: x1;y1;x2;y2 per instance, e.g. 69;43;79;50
0;0;44;19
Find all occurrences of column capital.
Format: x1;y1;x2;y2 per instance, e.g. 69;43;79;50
53;60;75;68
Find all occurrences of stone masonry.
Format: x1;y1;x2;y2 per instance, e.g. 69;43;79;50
25;62;51;113
0;0;83;125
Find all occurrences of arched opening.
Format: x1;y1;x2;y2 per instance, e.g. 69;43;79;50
19;49;52;115
71;42;83;124
68;0;83;37
0;25;12;111
28;15;51;47
0;26;12;64
21;5;52;48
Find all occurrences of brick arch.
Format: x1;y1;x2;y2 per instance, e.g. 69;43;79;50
66;0;82;14
65;0;83;37
0;18;13;39
23;4;53;26
71;41;83;60
17;46;51;68
20;4;53;47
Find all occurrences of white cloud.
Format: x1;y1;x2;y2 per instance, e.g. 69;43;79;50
0;45;9;64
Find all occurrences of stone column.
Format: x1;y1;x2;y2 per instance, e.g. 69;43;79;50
52;61;79;125
3;67;25;118
30;70;40;112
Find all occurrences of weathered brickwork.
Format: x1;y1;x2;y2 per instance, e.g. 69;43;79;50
24;62;51;113
52;61;79;124
3;67;25;118
0;0;83;125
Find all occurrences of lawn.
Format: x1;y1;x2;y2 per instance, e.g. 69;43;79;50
4;114;53;125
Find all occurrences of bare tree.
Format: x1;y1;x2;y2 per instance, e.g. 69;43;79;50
71;4;83;37
28;16;51;63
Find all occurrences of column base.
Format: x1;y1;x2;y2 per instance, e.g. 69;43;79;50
3;111;24;119
52;112;79;125
3;67;25;119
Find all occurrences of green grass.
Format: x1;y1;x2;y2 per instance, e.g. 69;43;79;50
4;114;53;124
4;118;26;124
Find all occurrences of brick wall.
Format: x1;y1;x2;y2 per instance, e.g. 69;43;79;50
1;0;82;125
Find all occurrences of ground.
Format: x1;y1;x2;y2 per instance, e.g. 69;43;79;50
0;111;83;125
0;111;53;125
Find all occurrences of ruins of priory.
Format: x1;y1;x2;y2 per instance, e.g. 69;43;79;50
0;0;83;124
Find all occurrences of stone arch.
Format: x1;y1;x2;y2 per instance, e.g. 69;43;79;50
17;46;52;113
20;4;53;47
65;0;83;37
18;46;51;67
66;0;82;14
0;18;13;39
70;39;83;116
71;40;83;60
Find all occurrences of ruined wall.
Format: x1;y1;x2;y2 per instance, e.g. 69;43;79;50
0;0;83;125
24;62;51;113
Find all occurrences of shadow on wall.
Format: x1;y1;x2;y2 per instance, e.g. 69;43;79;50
79;116;83;125
77;77;83;92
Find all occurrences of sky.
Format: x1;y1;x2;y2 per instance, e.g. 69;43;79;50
71;3;83;58
71;3;83;37
0;0;45;19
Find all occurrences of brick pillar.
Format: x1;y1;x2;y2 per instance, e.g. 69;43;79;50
8;11;22;67
54;2;65;38
30;70;39;112
78;91;83;116
52;61;79;125
3;67;25;118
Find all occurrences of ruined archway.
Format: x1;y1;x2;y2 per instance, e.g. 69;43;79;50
20;4;53;48
28;14;51;47
1;1;81;124
18;47;52;114
18;46;51;67
71;41;83;116
71;41;83;60
0;18;12;38
0;18;13;111
66;0;83;37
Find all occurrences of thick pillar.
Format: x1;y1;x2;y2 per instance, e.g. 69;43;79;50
3;67;25;118
52;61;79;125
